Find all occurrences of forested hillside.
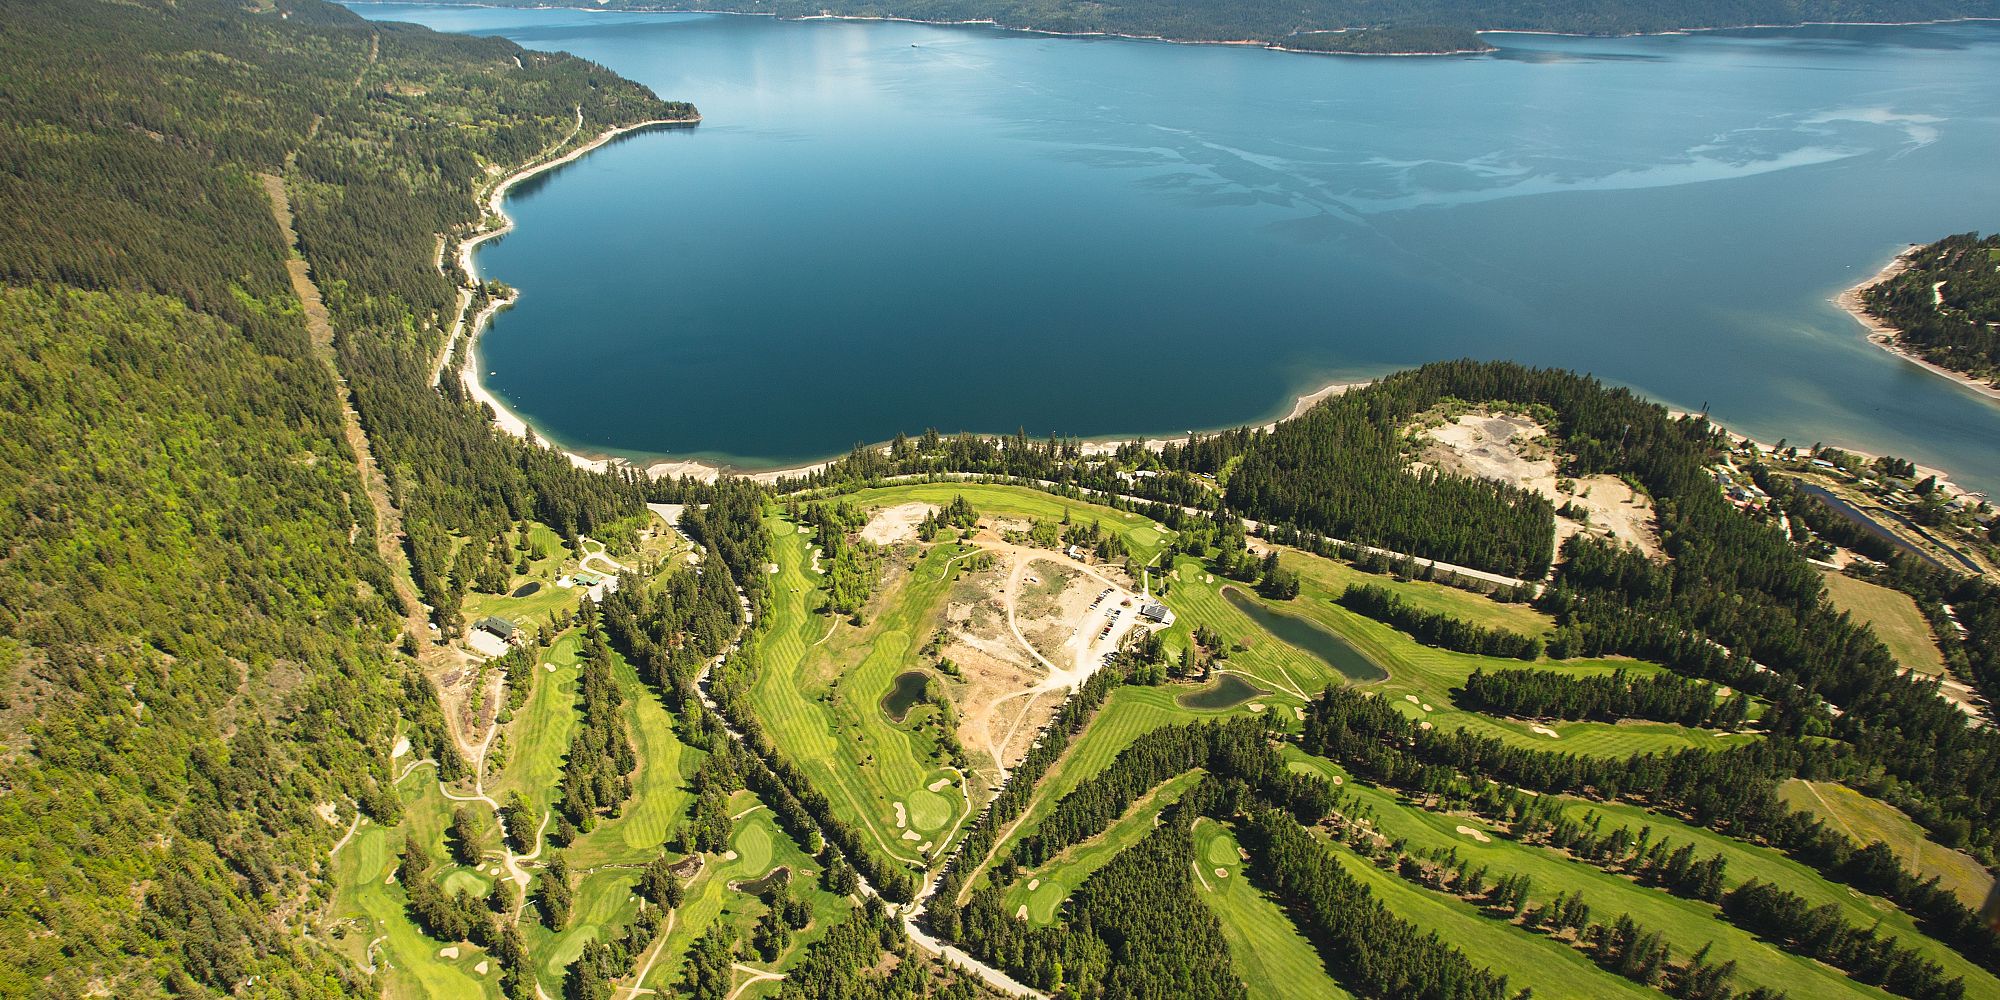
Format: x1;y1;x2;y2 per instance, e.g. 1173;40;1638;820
1862;232;2000;386
0;0;685;992
429;0;2000;50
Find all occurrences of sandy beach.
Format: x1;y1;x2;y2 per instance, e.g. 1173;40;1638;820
1836;246;2000;405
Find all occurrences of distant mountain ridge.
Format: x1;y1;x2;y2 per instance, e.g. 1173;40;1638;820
410;0;2000;51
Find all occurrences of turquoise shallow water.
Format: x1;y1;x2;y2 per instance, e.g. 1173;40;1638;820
356;5;2000;491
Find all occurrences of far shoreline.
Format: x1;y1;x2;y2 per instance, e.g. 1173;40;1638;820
349;2;1999;59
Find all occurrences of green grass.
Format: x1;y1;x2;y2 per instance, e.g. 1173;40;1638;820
327;781;501;999
1000;769;1205;924
564;642;694;869
462;521;579;627
1333;844;1661;1000
1779;779;1995;909
751;516;966;870
962;684;1251;899
1280;543;1553;635
1565;794;2000;999
637;803;851;995
488;630;583;820
1191;819;1351;1000
1285;750;1982;1000
1819;571;1947;676
1180;550;1756;756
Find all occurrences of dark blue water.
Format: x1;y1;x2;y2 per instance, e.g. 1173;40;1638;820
355;6;2000;491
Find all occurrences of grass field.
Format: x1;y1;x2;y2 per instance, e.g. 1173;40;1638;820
1333;843;1662;1000
1191;819;1351;1000
487;630;583;820
1780;779;1995;908
1567;793;2000;998
1161;550;1752;757
565;642;697;871
1284;750;1993;1000
463;514;688;635
1001;769;1206;924
1280;544;1553;636
962;684;1252;898
328;782;502;998
1819;571;1948;676
751;515;966;871
634;800;850;997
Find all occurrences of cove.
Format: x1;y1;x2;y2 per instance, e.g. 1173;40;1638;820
1223;588;1388;683
353;6;2000;494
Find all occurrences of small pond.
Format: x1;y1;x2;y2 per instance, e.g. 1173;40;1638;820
881;670;931;723
1178;673;1266;711
511;581;542;598
1223;588;1388;682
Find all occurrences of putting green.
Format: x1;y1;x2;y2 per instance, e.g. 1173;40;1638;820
1205;832;1240;868
1027;879;1068;923
733;817;775;875
904;788;951;833
442;868;491;899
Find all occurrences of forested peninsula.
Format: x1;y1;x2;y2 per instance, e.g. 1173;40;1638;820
1854;233;2000;397
419;0;2000;53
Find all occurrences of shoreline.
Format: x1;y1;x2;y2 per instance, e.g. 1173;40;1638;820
355;2;1997;58
439;113;696;388
445;115;1376;484
1673;407;1980;503
1834;246;2000;407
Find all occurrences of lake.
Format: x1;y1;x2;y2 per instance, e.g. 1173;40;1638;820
354;5;2000;492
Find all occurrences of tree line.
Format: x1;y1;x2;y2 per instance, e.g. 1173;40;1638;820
1339;583;1544;659
1458;666;1750;730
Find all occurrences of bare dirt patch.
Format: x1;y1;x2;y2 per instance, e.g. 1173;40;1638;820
1417;411;1661;559
860;502;939;546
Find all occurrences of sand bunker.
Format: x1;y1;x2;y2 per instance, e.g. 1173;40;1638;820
901;830;922;842
1404;694;1420;704
1214;868;1230;879
439;946;460;960
893;802;908;829
1016;905;1028;920
1531;725;1561;738
1456;825;1492;843
861;503;939;545
928;777;952;792
1027;878;1041;891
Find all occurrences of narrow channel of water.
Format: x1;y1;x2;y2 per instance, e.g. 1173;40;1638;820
1222;588;1388;682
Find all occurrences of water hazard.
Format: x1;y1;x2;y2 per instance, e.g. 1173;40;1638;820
1223;588;1388;683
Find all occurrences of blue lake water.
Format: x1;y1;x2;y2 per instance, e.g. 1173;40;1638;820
355;5;2000;491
